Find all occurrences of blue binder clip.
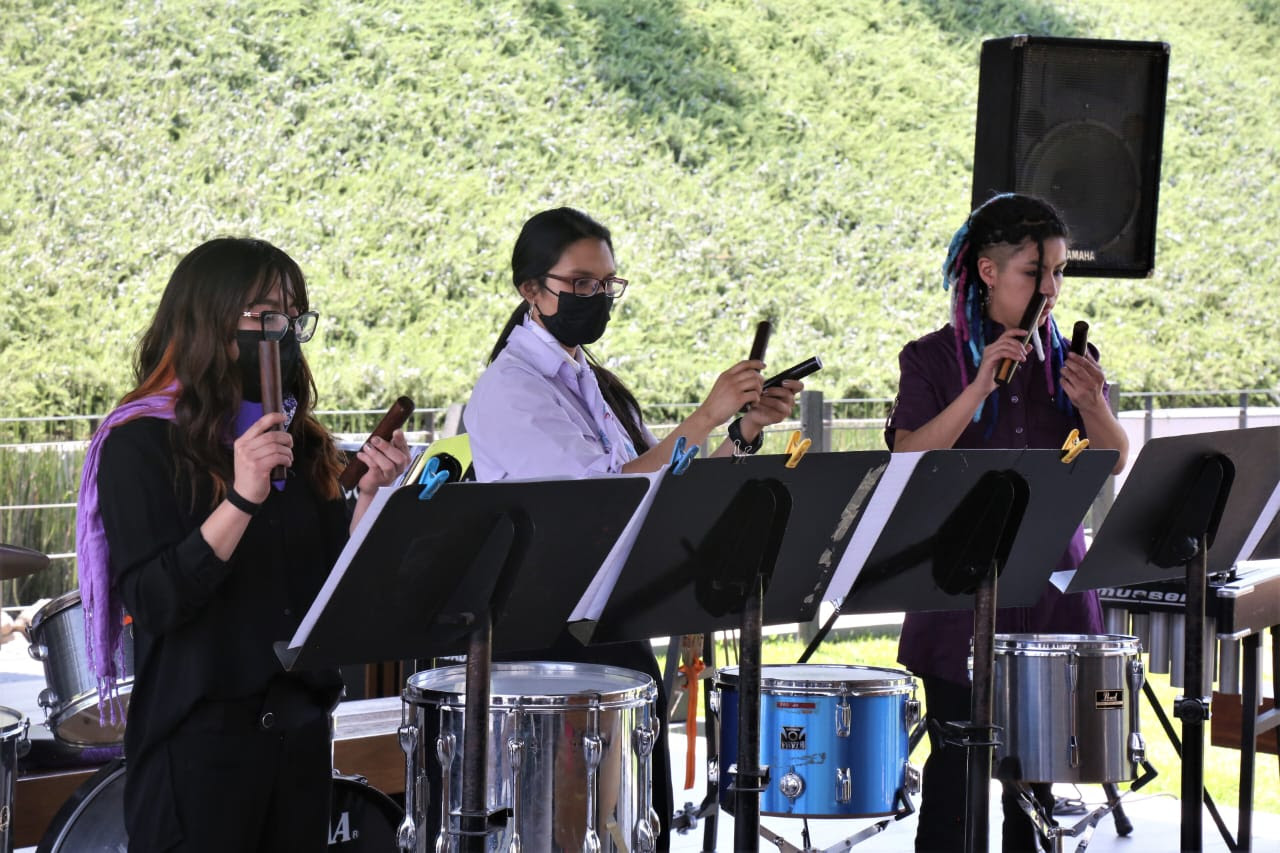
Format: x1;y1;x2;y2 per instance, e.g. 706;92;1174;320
417;456;451;500
669;435;700;476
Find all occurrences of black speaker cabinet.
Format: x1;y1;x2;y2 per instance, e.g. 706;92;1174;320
972;36;1170;278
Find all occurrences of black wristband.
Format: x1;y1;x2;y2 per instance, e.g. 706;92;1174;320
226;486;263;517
727;418;764;455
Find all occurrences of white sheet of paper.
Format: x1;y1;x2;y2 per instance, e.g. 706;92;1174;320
570;469;666;623
824;451;924;603
1049;569;1076;592
290;483;398;649
1235;479;1280;566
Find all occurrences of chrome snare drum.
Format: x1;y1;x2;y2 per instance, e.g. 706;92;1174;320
27;590;134;746
992;633;1145;784
401;661;659;853
715;664;919;818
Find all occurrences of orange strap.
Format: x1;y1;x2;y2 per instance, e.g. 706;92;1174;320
677;635;705;789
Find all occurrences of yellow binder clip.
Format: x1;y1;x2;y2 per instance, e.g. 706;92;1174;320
1060;428;1090;464
784;430;812;469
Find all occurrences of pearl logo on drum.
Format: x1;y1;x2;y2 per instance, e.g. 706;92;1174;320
780;725;807;750
1095;689;1124;710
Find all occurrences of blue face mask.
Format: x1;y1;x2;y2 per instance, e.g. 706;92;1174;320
540;291;613;348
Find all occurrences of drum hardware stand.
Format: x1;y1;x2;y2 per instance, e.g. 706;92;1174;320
750;779;920;853
1148;453;1234;853
925;469;1029;853
1006;757;1157;853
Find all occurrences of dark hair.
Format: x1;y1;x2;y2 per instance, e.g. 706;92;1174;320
126;238;343;505
488;207;650;454
942;193;1073;426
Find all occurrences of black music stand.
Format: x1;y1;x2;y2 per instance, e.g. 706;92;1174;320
1071;426;1280;853
575;452;893;853
276;476;650;853
825;448;1118;853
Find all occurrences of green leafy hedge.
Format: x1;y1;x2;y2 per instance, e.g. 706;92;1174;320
1;0;1277;419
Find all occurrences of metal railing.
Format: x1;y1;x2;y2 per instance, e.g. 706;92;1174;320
2;389;1276;605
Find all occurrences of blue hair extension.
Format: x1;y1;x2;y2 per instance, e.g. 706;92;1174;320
942;222;970;291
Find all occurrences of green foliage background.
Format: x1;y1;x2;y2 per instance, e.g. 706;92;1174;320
1;0;1278;417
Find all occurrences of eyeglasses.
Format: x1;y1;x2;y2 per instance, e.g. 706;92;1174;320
241;310;320;342
542;272;629;299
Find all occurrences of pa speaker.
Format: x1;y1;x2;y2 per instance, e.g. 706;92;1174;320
972;36;1170;278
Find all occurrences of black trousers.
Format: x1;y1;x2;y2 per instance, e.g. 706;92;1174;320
915;676;1055;853
125;689;332;853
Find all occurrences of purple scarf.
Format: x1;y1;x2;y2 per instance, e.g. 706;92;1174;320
76;390;177;722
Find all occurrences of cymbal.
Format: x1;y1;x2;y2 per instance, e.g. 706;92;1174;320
0;543;51;580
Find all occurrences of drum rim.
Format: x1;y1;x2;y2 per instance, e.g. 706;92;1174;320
0;705;26;737
331;773;405;826
27;589;83;635
36;757;127;853
715;663;914;695
404;661;658;708
993;632;1141;654
45;689;132;747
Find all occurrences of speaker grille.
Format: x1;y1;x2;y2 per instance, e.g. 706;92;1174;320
972;37;1170;278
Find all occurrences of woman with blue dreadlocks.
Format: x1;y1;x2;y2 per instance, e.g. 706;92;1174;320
884;193;1129;852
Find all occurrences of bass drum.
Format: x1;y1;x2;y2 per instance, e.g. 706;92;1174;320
36;759;402;852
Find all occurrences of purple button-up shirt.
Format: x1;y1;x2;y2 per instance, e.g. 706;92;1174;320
466;318;656;482
885;323;1105;684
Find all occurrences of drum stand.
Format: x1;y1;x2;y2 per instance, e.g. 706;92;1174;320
753;787;919;853
1007;758;1157;853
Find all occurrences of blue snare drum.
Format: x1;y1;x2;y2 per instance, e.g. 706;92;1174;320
715;664;919;818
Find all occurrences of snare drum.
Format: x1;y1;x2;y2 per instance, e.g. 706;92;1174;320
1;707;30;853
992;633;1145;784
35;760;402;852
402;661;659;853
27;590;134;747
715;664;919;818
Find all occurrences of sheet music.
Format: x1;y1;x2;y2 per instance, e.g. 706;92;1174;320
1236;479;1280;565
290;483;399;649
570;468;666;622
824;451;924;602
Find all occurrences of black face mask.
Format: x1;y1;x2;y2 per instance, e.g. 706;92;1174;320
235;330;302;403
539;291;613;348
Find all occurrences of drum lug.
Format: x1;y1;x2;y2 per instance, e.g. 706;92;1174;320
583;703;603;853
1129;731;1147;764
27;642;47;662
632;714;659;853
436;713;457;853
396;723;419;853
904;763;921;796
37;687;58;712
1068;735;1080;769
778;770;806;801
835;697;851;737
905;697;921;732
835;767;852;804
507;722;525;853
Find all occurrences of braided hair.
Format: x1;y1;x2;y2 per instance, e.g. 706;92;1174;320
942;193;1073;431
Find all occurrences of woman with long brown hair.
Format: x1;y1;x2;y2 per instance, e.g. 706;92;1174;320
77;237;408;851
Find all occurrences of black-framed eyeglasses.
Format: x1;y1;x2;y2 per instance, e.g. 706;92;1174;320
542;272;629;299
241;310;320;342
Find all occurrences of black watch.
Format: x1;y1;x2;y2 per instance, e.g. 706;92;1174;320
727;418;764;454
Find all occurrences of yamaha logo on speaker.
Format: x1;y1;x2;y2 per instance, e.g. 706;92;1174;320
1067;248;1097;262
